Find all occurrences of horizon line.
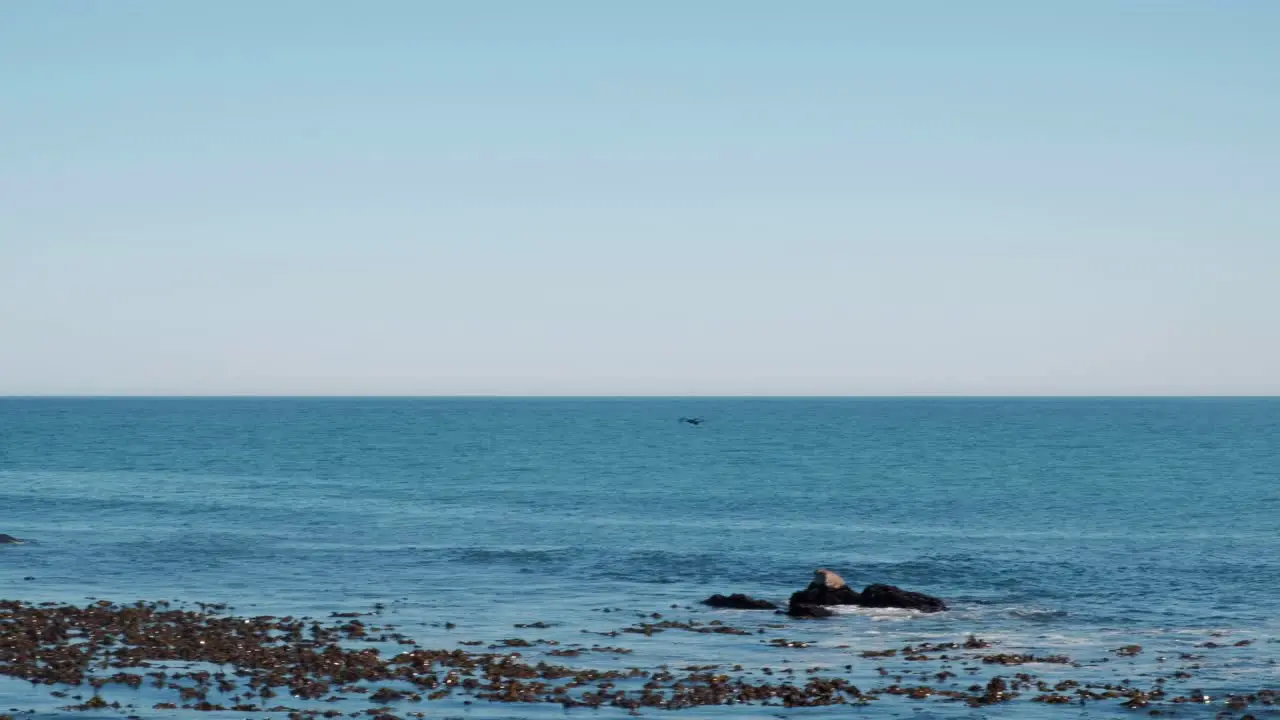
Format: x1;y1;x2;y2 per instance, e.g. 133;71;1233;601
2;394;1277;400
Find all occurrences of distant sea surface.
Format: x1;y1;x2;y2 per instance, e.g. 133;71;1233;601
2;398;1278;718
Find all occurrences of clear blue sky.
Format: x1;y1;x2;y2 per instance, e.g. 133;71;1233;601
1;1;1276;395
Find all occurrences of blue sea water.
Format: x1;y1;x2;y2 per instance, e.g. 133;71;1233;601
1;397;1277;719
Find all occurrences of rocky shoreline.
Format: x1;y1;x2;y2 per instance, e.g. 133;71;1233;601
0;593;1274;719
701;568;948;618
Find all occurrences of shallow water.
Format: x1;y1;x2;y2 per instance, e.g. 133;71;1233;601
1;397;1278;718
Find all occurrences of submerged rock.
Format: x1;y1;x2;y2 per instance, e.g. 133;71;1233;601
701;593;778;610
858;584;947;613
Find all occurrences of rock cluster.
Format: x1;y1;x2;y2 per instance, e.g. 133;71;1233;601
702;569;947;619
785;569;947;617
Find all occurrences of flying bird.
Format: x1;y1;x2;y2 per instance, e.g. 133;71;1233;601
678;417;705;426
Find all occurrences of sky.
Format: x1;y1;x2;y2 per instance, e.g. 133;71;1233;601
1;1;1277;396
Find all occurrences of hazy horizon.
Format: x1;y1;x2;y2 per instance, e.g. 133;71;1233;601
3;393;1277;400
3;2;1277;396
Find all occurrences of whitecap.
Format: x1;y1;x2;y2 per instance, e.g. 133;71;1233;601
831;606;925;621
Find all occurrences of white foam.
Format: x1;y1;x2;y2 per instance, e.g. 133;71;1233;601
831;606;924;621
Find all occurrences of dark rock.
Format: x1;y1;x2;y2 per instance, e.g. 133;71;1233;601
0;534;24;544
788;570;862;607
785;568;861;616
788;584;862;607
786;603;835;619
858;584;947;613
701;594;778;610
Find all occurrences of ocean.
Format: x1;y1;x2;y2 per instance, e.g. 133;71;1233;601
1;397;1277;719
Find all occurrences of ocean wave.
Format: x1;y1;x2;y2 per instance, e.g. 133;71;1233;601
1006;607;1071;622
451;547;578;565
586;549;756;585
830;605;926;622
